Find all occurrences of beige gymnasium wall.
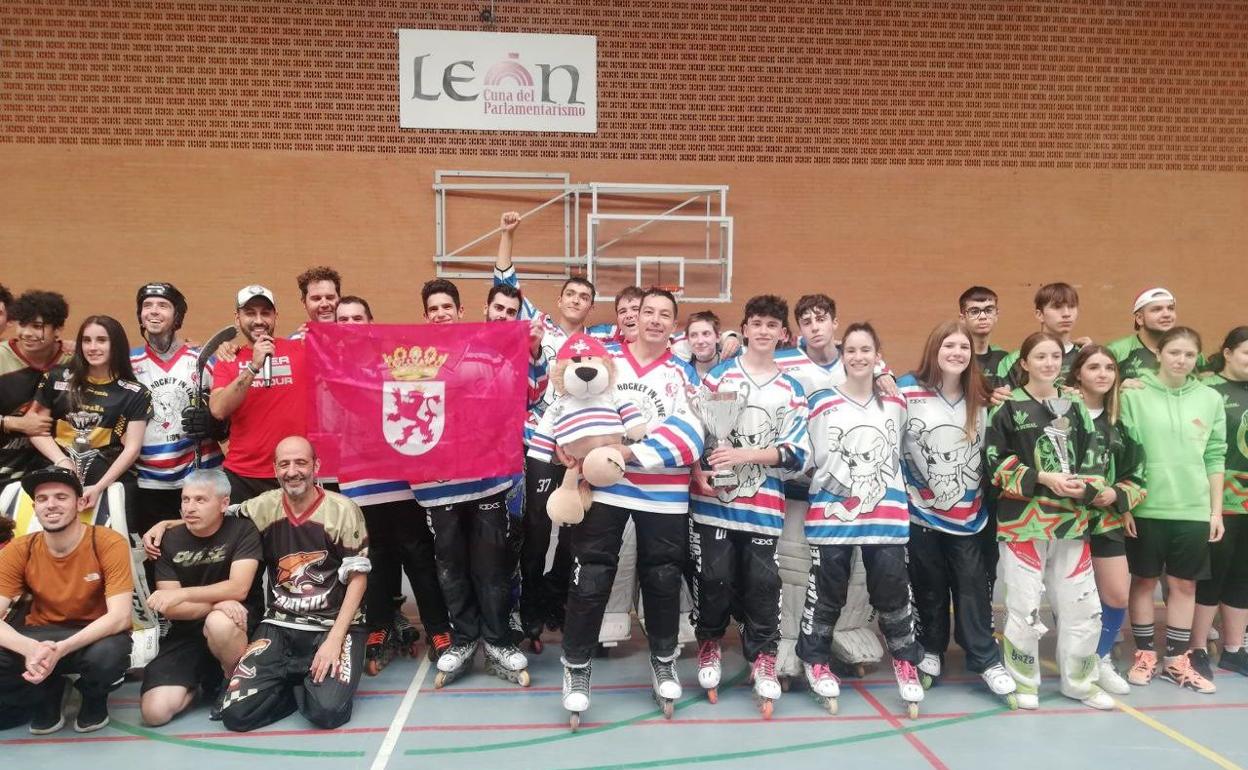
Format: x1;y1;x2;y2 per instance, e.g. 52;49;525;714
1;1;1244;365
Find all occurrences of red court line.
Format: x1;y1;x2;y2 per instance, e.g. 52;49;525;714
852;681;950;770
7;700;1248;747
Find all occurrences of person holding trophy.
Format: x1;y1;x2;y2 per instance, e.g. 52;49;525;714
688;295;810;718
985;331;1110;710
28;315;150;522
1120;326;1226;693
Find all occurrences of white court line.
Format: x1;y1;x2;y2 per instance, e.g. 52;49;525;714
369;655;431;770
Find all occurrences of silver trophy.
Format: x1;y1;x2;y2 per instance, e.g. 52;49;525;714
1043;398;1073;474
65;411;102;483
691;388;745;488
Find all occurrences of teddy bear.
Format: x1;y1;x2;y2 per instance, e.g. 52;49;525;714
540;333;647;524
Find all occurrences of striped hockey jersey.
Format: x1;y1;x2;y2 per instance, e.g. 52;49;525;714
690;359;809;536
806;388;910;545
130;344;223;488
897;374;988;536
529;343;704;514
338;478;415;508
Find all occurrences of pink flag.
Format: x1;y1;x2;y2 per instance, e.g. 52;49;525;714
305;321;528;482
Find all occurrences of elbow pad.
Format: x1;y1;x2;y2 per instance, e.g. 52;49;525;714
337;555;372;583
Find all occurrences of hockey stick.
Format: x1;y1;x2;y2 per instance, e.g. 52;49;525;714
193;325;238;469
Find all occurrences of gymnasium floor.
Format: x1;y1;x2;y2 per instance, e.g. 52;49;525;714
4;614;1247;770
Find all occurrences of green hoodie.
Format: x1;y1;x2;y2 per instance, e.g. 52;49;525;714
1120;370;1227;521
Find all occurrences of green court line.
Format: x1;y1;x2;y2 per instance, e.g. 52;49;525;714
562;703;1009;770
403;667;753;756
109;719;367;758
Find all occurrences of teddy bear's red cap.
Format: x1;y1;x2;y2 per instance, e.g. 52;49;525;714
557;333;610;361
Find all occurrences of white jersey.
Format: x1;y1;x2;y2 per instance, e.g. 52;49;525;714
897;374;988;536
129;343;223;489
529;342;704;514
689;359;810;536
806;388;910;545
338;479;415;507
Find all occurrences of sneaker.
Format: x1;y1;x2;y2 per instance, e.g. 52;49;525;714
1127;649;1157;686
1096;654;1131;695
1080;687;1115;711
73;693;110;733
1187;648;1215;681
29;683;66;735
1160;652;1216;694
1218;648;1248;676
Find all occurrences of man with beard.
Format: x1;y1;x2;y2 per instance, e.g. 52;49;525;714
145;436;370;731
0;291;68;488
209;285;306;503
1107;287;1203;380
290;266;342;340
130;282;224;536
0;466;134;734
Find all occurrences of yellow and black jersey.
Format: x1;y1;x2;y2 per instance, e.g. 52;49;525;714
35;365;151;485
0;343;72;485
240;488;370;631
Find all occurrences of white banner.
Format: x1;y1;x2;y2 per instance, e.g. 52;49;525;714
398;30;597;133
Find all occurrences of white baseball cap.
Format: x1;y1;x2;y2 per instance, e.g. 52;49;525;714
1132;287;1174;314
236;284;276;309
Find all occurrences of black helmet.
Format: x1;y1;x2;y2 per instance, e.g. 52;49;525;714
136;282;188;332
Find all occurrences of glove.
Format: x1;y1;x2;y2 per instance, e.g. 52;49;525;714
181;405;213;440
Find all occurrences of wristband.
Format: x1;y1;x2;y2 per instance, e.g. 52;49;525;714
244;362;260;376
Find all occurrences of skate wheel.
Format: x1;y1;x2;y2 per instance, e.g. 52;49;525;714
569;713;581;732
779;677;791;693
407;644;420;658
1209;642;1218;657
367;659;383;677
855;664;866;678
517;670;531;687
1005;694;1019;711
920;674;934;690
661;700;674;719
907;702;919;720
826;698;838;716
760;699;774;720
531;639;544;655
706;687;718;704
434;672;448;689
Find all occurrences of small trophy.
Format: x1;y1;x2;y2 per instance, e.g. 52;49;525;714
65;411;102;483
691;388;744;488
1043;398;1073;474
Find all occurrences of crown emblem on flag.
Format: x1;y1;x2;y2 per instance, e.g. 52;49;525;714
383;346;448;381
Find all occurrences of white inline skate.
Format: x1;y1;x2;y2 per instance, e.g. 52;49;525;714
434;640;479;688
697;639;722;703
650;654;681;719
484;641;531;687
751;653;781;719
894;658;924;719
980;663;1019;709
561;658;592;732
804;661;840;715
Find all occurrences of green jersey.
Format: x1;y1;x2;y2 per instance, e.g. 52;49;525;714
985;388;1102;542
1082;410;1146;535
1205;374;1248;515
1107;334;1208;381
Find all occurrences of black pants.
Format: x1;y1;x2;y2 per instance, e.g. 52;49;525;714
363;500;450;635
979;502;1000;592
907;525;1001;672
134;485;184;588
224;469;280;505
518;457;573;633
0;626;131;729
426;491;512;646
690;521;781;661
562;503;687;665
796;543;923;666
219;623;366;733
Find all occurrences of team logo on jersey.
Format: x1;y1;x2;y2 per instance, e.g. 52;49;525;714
821;420;899;521
150;377;192;435
228;638;271;689
275;550;328;594
903;419;981;512
382;345;448;456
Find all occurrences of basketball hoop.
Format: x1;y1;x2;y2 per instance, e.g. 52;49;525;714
656;284;685;297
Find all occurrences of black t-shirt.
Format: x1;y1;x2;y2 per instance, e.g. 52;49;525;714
154;516;264;634
36;366;152;484
0;342;71;485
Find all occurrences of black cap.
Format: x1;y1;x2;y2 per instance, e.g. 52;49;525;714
20;465;84;498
